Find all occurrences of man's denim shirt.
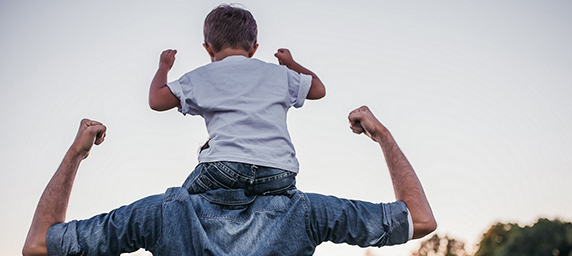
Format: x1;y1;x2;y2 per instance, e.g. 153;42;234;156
47;185;411;256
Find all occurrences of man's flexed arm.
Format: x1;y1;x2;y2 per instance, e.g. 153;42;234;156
23;119;107;256
349;106;436;239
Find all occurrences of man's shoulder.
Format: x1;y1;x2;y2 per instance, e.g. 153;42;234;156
164;186;193;201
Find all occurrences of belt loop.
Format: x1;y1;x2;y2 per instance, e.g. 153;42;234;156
251;165;258;175
249;164;258;183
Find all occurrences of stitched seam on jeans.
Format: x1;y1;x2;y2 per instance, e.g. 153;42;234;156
216;162;251;181
254;171;295;183
202;170;232;189
301;193;318;247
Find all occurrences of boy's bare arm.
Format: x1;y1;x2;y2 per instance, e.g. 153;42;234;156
275;48;325;100
149;49;180;111
348;106;437;239
23;119;107;256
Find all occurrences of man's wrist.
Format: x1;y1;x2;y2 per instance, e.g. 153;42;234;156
67;145;88;161
157;65;171;72
372;125;391;143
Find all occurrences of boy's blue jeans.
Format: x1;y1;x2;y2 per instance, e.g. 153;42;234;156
185;161;297;196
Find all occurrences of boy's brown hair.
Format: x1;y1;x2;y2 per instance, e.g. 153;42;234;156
203;4;257;52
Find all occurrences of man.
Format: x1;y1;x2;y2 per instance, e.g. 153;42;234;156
23;106;436;256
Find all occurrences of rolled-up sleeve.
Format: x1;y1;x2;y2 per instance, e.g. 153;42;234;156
286;68;312;108
47;221;82;256
306;193;410;247
46;194;165;256
167;74;202;116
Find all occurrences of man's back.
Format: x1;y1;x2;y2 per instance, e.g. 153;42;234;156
159;187;313;255
47;186;410;256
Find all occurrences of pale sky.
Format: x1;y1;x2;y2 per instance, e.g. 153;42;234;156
1;1;571;255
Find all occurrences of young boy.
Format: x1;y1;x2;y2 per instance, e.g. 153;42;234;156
149;4;325;196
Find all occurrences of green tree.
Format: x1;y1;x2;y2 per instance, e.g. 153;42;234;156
474;218;572;256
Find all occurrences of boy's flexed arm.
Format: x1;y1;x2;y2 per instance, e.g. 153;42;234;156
149;49;180;111
275;48;326;100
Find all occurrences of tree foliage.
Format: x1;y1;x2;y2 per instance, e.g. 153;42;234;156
474;218;572;256
410;218;572;256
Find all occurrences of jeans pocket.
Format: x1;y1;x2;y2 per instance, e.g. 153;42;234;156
250;170;297;195
189;163;238;194
260;176;297;195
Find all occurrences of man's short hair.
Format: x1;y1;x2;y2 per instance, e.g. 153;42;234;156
203;4;257;52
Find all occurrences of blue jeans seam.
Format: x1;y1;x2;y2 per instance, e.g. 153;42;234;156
216;162;252;183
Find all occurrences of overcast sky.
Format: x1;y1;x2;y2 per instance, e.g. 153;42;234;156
1;1;571;255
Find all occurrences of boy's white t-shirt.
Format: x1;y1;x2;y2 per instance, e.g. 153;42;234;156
167;55;312;173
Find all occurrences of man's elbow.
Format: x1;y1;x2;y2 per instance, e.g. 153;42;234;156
412;218;438;239
22;242;48;256
22;246;35;256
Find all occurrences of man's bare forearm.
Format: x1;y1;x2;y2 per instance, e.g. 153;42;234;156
23;119;106;256
23;149;83;256
374;129;437;239
348;106;436;239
